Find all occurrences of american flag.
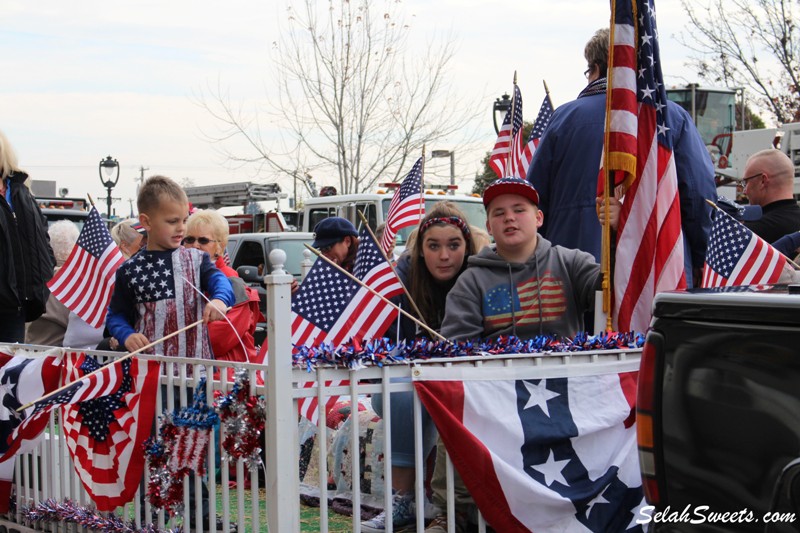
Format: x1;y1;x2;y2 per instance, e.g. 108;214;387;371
381;157;424;254
292;227;403;422
702;210;787;287
484;274;567;331
0;350;62;512
519;94;555;177
47;207;125;328
489;84;526;179
414;363;644;532
0;352;159;512
606;0;686;332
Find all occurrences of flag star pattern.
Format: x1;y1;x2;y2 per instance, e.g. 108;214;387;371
120;253;176;304
381;157;425;254
606;0;686;332
702;210;786;287
47;207;125;327
414;369;644;533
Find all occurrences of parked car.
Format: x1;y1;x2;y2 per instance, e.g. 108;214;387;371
226;232;314;345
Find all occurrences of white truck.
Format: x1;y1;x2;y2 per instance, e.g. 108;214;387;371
301;191;487;250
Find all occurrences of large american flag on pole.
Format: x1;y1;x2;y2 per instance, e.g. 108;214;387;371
381;157;424;254
414;362;644;532
60;353;159;511
490;84;526;179
47;207;125;328
702;209;787;287
605;0;685;332
519;94;554;178
293;228;404;422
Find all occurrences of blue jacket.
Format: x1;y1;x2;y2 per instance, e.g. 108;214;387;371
527;86;716;287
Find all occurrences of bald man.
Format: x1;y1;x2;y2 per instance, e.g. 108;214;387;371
741;149;800;243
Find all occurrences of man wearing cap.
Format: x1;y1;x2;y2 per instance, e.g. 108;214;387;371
440;177;602;342
739;149;800;243
312;217;360;272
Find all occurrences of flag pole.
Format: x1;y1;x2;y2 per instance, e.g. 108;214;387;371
18;317;211;412
542;79;554;108
419;146;426;224
705;199;800;270
506;71;519;176
304;243;448;342
599;6;618;332
87;194;96;208
357;210;428;324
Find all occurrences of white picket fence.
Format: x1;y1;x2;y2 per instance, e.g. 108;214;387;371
0;250;642;533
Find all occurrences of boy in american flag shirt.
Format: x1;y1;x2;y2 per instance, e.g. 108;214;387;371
106;175;234;357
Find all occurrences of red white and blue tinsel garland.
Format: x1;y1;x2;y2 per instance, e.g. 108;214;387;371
21;498;180;532
292;332;644;371
142;379;219;515
213;368;266;471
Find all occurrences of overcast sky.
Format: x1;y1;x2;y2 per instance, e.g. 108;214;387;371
1;0;698;215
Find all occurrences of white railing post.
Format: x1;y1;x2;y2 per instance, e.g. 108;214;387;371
265;248;300;532
300;248;313;281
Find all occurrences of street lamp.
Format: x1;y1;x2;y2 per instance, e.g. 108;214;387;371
98;155;120;219
431;149;455;193
493;93;512;134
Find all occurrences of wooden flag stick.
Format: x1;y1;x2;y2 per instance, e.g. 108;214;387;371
87;194;96;208
304;243;447;342
18;318;206;412
356;210;428;325
543;79;554;108
419;145;426;224
705;198;800;270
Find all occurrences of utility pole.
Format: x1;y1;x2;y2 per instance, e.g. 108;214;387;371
136;165;149;196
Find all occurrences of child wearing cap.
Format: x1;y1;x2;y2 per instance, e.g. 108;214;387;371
441;176;602;342
426;177;604;533
312;216;360;272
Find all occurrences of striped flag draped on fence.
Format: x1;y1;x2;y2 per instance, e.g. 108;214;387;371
605;0;685;332
381;158;424;254
702;209;787;287
490;84;526;179
60;353;160;511
293;227;404;422
47;207;125;327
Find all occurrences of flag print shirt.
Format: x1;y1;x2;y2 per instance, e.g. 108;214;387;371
440;237;601;342
106;246;234;357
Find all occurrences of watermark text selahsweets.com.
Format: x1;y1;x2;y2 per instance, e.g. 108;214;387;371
636;505;797;526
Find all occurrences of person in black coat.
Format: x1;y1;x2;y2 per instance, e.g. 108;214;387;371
0;130;55;343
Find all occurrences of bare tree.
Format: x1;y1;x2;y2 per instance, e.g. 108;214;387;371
201;0;479;194
678;0;800;124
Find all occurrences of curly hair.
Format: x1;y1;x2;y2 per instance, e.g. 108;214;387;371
48;220;80;266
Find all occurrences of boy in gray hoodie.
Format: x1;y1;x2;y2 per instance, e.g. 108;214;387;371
440;176;602;341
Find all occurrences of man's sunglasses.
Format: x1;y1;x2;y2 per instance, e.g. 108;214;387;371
182;236;218;245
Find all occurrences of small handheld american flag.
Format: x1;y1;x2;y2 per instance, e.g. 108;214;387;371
47;207;125;328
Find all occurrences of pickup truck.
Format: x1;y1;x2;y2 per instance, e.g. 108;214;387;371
638;285;800;532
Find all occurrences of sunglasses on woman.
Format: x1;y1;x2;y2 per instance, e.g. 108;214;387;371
182;236;218;245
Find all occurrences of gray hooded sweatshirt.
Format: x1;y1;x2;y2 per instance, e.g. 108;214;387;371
440;236;601;341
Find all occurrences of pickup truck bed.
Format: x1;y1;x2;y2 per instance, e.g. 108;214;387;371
639;286;800;532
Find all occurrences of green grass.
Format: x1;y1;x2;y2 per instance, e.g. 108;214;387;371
213;487;355;532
